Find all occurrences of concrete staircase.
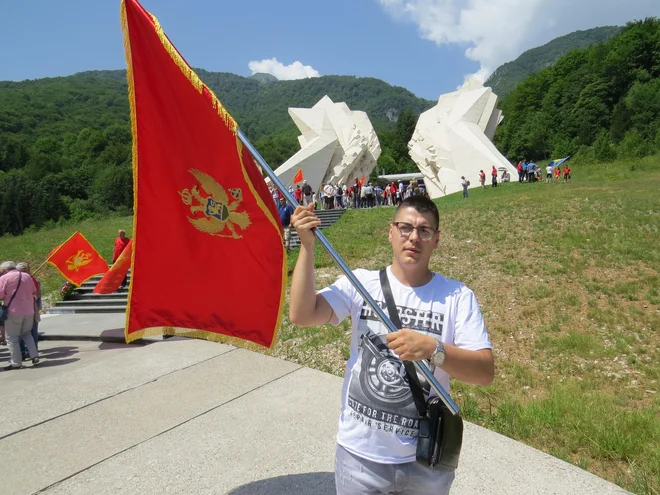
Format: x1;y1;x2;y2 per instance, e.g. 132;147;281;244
46;209;346;314
47;274;130;315
289;208;346;248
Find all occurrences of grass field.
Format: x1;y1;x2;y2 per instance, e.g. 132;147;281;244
2;155;658;493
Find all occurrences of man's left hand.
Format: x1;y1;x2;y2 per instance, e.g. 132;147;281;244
386;329;437;361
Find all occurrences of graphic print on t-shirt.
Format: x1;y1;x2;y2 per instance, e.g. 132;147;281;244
346;300;444;438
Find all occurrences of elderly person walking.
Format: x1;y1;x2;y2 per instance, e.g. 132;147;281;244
0;261;39;369
17;262;41;359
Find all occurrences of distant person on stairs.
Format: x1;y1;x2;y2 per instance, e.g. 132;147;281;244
113;230;131;288
278;197;295;252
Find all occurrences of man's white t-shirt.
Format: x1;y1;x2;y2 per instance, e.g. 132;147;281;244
546;165;554;175
319;266;491;464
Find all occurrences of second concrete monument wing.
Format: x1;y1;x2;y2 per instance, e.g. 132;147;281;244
275;95;381;194
408;78;518;198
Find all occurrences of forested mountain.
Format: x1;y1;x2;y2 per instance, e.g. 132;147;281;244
485;26;621;97
0;69;431;235
494;18;660;162
1;19;658;237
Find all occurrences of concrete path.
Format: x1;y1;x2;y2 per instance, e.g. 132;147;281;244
39;313;139;342
0;315;630;495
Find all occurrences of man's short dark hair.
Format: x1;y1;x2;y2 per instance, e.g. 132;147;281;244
394;195;439;230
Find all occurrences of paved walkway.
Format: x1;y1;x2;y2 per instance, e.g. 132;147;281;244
0;315;630;494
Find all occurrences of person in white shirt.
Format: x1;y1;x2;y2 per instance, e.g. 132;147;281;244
324;183;335;210
289;196;494;495
546;163;554;183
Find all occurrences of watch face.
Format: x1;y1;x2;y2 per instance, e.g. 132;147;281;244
432;342;445;366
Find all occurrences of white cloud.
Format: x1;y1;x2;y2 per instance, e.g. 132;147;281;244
379;0;660;82
248;58;320;80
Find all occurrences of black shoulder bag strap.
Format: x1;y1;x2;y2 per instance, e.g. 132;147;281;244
379;268;463;471
379;269;427;416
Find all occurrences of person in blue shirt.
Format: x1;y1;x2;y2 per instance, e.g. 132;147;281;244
527;162;536;182
521;161;528;183
278;196;295;252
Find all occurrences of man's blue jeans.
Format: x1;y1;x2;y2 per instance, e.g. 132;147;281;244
335;444;454;495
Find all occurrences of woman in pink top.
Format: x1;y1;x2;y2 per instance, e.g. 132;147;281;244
0;261;39;369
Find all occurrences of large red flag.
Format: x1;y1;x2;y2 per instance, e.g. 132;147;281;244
293;169;304;184
121;0;286;348
48;232;109;286
93;239;133;294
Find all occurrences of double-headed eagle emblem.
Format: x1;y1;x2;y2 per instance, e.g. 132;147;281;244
66;250;94;271
179;169;251;238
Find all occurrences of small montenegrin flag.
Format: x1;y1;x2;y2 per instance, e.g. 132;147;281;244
48;232;109;286
93;239;133;294
293;168;304;185
121;0;286;348
359;175;366;187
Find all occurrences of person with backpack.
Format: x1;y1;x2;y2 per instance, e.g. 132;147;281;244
302;180;313;207
461;176;470;198
336;183;344;209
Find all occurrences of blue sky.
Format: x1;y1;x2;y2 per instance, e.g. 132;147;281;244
1;0;658;100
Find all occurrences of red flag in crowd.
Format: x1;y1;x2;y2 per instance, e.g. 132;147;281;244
293;168;304;184
359;176;366;186
93;239;133;295
48;232;109;286
121;0;286;347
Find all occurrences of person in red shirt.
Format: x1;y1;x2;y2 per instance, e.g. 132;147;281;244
563;166;571;182
294;185;303;204
554;167;561;182
113;230;131;288
113;230;130;262
491;166;498;187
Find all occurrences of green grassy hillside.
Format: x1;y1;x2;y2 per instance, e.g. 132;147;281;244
2;155;659;493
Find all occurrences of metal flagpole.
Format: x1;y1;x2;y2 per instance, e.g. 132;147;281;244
238;129;460;416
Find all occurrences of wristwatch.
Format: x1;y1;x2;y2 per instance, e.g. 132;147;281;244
430;340;446;367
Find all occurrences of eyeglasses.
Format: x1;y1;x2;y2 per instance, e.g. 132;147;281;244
392;222;437;241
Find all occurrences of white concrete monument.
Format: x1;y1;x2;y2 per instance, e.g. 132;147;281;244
274;96;381;193
408;78;517;198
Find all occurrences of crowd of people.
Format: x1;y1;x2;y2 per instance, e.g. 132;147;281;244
516;160;572;184
273;178;432;252
0;261;42;370
270;178;430;213
464;162;571;197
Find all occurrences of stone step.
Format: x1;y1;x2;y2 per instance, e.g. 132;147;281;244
80;276;131;286
47;305;127;314
54;298;127;307
74;292;129;300
74;287;129;295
